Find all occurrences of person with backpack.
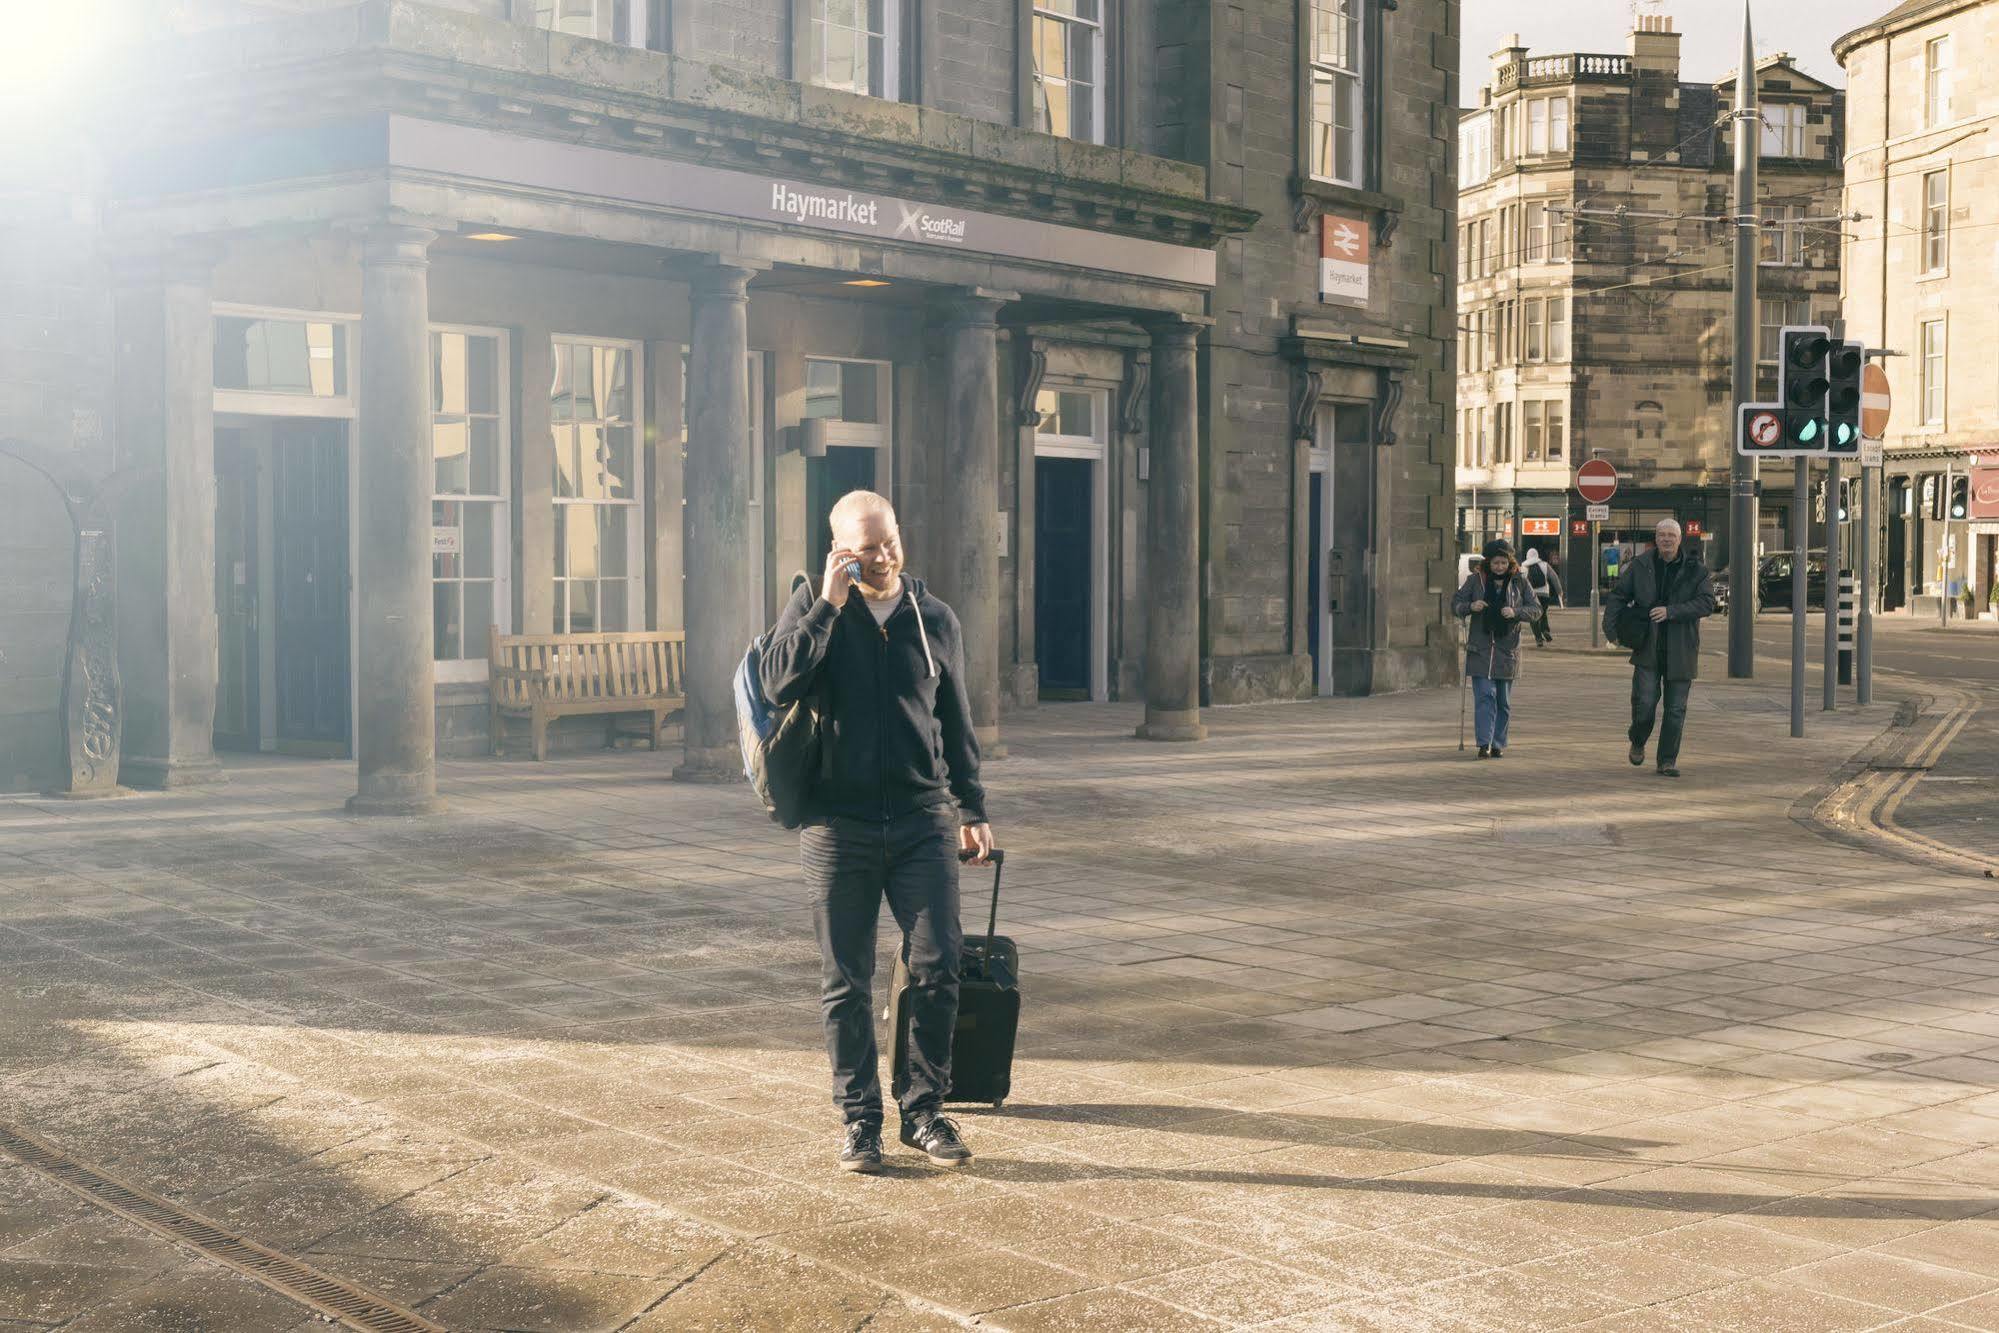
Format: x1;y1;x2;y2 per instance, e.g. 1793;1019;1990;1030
1523;550;1563;646
758;490;993;1175
1604;518;1715;778
1451;540;1541;759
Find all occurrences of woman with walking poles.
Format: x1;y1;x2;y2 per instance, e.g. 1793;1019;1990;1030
1453;539;1542;759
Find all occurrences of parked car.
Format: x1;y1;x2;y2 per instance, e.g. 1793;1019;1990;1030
1757;552;1827;610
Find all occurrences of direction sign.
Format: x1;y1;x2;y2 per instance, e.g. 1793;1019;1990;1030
1861;361;1892;440
1585;503;1611;522
1576;459;1619;504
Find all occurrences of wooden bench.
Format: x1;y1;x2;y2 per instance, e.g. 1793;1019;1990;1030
488;628;686;761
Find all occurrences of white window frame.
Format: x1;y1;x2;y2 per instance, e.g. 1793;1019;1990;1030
1527;98;1548;155
1307;0;1365;187
1760;103;1806;158
1032;382;1111;702
211;303;359;419
1549;95;1570;153
1758;297;1810;366
1919;317;1946;427
1921;170;1949;277
1524;297;1544;362
1760;204;1804;266
1548;295;1568;362
431;324;512;682
808;0;900;100
1925;35;1953;129
1032;1;1107;146
551;335;646;635
1543;398;1567;464
802;357;895;495
533;0;652;48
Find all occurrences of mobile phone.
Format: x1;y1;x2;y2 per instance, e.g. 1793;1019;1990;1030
845;560;863;582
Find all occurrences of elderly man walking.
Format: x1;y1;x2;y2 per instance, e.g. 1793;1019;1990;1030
1604;519;1716;778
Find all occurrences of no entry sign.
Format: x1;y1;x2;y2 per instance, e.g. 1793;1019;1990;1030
1575;459;1619;505
1861;362;1892;440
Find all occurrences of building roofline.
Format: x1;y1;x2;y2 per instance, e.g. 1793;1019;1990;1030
1833;0;1988;65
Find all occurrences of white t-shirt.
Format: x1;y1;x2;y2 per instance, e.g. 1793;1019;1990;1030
865;594;896;626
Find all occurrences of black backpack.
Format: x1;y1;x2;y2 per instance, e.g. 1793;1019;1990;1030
734;576;826;829
1526;561;1549;592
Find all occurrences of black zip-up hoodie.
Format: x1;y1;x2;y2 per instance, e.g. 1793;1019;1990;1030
758;574;987;825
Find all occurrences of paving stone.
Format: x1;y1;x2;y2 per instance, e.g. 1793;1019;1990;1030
2;659;1993;1326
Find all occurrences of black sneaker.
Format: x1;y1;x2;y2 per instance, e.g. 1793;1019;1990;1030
1628;744;1646;767
899;1114;972;1168
839;1121;883;1174
1490;747;1505;759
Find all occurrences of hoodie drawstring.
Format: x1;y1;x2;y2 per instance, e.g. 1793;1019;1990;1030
908;583;937;680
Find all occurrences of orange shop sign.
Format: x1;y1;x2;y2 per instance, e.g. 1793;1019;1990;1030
1520;518;1561;537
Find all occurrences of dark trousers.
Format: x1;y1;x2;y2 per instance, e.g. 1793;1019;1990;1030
1531;602;1555;643
1629;666;1692;765
801;808;962;1126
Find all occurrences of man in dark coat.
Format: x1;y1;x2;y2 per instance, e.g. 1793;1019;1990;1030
1604;519;1716;778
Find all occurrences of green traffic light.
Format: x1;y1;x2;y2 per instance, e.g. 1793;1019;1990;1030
1797;419;1821;444
1834;422;1854;446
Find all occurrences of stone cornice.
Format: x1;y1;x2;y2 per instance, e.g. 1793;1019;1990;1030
102;1;1259;252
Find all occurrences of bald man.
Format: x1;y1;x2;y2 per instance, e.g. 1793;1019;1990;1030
759;490;993;1173
1605;519;1716;778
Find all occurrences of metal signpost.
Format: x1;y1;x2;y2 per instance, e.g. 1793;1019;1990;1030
1857;359;1891;704
1726;5;1760;680
1577;459;1619;649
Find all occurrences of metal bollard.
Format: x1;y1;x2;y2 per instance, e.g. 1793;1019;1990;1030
1837;571;1855;687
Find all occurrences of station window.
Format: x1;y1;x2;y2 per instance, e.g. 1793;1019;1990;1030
1032;0;1106;144
804;0;900;100
1306;0;1364;186
551;338;644;634
431;329;510;672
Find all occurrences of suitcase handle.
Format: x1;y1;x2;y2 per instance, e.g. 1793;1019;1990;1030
958;847;1004;956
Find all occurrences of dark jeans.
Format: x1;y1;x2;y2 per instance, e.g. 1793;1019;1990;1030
801;807;962;1126
1629;666;1692;766
1531;605;1555;643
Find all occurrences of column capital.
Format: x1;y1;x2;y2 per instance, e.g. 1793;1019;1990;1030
1140;313;1214;348
933;287;1017;328
360;223;438;268
679;255;773;299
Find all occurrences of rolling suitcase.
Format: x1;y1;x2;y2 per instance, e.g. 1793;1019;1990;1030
888;849;1018;1109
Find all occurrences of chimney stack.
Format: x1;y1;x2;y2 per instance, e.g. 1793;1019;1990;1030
1629;12;1682;76
1492;32;1527;82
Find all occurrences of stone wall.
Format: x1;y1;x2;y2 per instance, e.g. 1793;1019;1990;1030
0;136;113;793
1200;0;1461;700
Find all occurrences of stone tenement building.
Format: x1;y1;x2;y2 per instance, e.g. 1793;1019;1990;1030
1455;17;1843;571
1838;0;1999;618
0;0;1459;799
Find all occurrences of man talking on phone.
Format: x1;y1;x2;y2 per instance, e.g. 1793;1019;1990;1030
759;490;994;1174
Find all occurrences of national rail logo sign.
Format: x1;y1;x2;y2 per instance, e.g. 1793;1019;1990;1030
1319;211;1370;309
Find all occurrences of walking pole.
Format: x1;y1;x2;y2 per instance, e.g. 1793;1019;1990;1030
1458;620;1469;751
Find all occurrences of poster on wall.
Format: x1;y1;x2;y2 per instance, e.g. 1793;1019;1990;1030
1318;212;1370;309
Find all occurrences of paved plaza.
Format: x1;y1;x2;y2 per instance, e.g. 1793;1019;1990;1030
7;653;1999;1330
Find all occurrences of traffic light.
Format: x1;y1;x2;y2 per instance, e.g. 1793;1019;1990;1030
1779;326;1831;451
1950;477;1969;520
1826;340;1863;455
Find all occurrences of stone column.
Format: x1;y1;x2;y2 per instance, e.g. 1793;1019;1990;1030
675;259;763;781
1138;316;1207;742
113;247;223;789
348;224;442;816
934;289;1013;755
